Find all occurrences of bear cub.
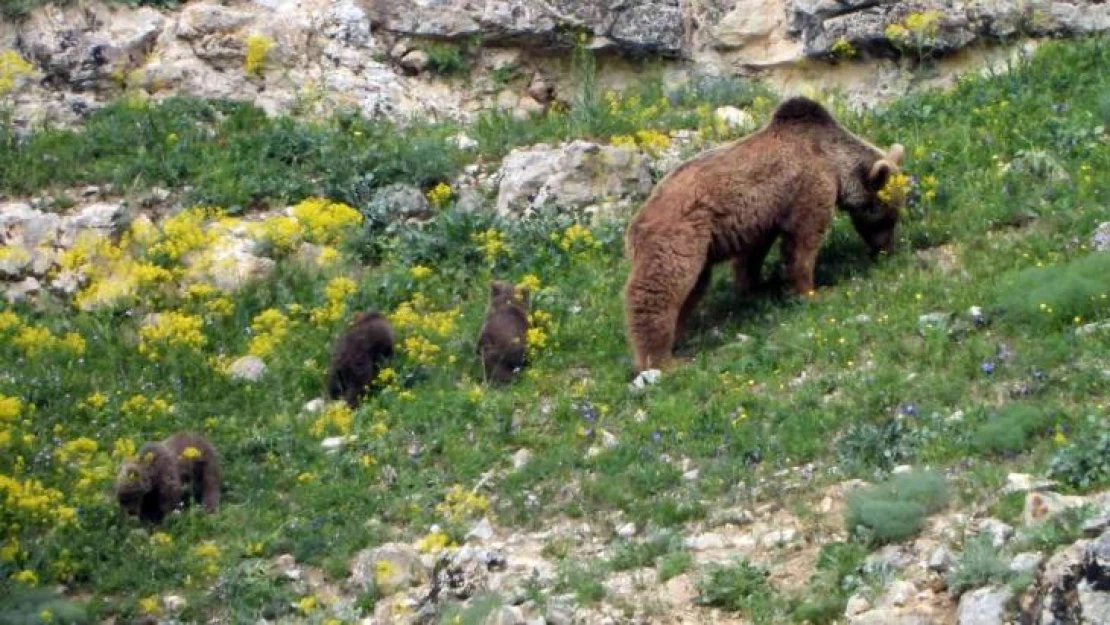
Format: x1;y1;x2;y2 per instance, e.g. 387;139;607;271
327;310;396;408
477;280;530;385
115;431;221;524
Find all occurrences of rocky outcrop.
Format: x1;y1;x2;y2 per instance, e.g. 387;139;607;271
493;140;653;219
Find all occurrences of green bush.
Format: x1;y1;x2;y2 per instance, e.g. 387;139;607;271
1049;427;1110;489
423;42;469;76
994;253;1110;330
0;588;89;625
846;470;949;545
947;533;1012;595
607;531;683;572
791;541;868;624
971;404;1051;456
695;559;781;621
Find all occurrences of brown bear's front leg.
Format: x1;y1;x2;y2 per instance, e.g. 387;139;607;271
624;240;708;373
676;267;712;342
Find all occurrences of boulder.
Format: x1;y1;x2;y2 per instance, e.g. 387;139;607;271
494;141;652;218
956;586;1013;625
350;543;427;596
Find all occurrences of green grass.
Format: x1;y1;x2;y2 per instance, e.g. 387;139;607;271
971;404;1052;456
0;35;1108;622
695;560;782;621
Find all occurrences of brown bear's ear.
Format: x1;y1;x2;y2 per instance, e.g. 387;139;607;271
868;159;896;192
887;144;905;166
490;281;510;299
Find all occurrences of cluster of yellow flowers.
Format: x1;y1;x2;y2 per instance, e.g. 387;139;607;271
610;129;671;156
604;90;670;127
434;484;490;521
290;197;364;245
247;309;291;358
0;475;77;533
193;540;222;578
138;312;207;359
472;228;510;263
885;10;943;45
8;323;86;360
389;293;460;367
526;309;555;359
877;172;913;206
244;33;274;77
425;183;454;209
0;49;34;96
120;394;174;422
310;402;355;437
149;207;221;261
556;223;600;255
309;276;358;325
415;528;456;554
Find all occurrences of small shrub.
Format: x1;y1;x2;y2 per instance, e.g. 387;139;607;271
556;562;605;604
695;559;780;620
792;541;868;624
846;470;949;545
971;404;1051;456
994;253;1110;330
836;417;923;471
947;533;1012;595
1048;427;1110;489
423;42;468;76
608;531;683;572
657;551;692;583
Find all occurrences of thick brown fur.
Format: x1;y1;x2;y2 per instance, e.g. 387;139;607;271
327;310;396;408
623;96;906;373
115;432;221;524
477;281;530;385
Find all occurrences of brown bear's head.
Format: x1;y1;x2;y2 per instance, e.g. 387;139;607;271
489;280;530;312
846;144;905;255
115;462;150;516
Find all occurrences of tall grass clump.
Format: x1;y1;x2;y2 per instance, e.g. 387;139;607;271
994;253;1110;330
971;404;1051;456
695;559;781;621
946;533;1013;595
846;470;949;545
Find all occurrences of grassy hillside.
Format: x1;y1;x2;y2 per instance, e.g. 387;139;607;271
1;37;1108;622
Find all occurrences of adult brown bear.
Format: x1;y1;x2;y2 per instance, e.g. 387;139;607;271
623;96;905;373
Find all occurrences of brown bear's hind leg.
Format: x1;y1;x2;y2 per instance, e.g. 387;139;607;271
731;235;777;294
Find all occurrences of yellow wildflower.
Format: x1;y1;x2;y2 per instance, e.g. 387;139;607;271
193;541;221;559
139;312;207;359
0;395;21;421
138;596;161;616
517;274;541;294
472;228;509;262
297;595;318;614
435;484;490;521
310;402;354;437
291;197;363;245
244;33;274;76
248;309;291;357
410;265;433;280
0;50;35;96
12;570;38;586
150;532;173;548
877;172;912;206
426;183;454;209
558;223;599;253
415;529;454;554
0;310;20;332
180;446;202;460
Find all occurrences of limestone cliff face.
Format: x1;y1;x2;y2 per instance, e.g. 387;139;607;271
1;0;1108;129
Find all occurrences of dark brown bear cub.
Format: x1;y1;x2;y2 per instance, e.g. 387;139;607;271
477;280;530;385
115;432;221;524
327;310;395;408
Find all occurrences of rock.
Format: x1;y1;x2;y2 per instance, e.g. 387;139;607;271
400;49;430;75
684;533;728;551
616;522;637;538
845;593;871;617
682;468;700;481
273;553;300;580
928;545;954;574
712;0;786;49
761;528;798;548
714;105;755;131
849;609;935;625
526;74;553;104
631;369;662;389
709;507;754;527
494;141;652;218
58;202;126;247
977;518;1014;548
483;606;525;625
892;464;913;474
1009;551;1044;576
303;398;327;413
865;545;913;574
161;594;186;612
467;518;495;543
1003;473;1058;495
452;133;479;151
0;202;61;249
324;0;373;48
1092;222;1110;252
1023;491;1087;527
1078;579;1110;623
511;449;532;471
4;277;41;305
350;543;427;596
321;435;357;452
369;183;433;221
876;580;917;608
918;312;950;331
956;586;1013;625
1083;514;1110;537
228;355;267;382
